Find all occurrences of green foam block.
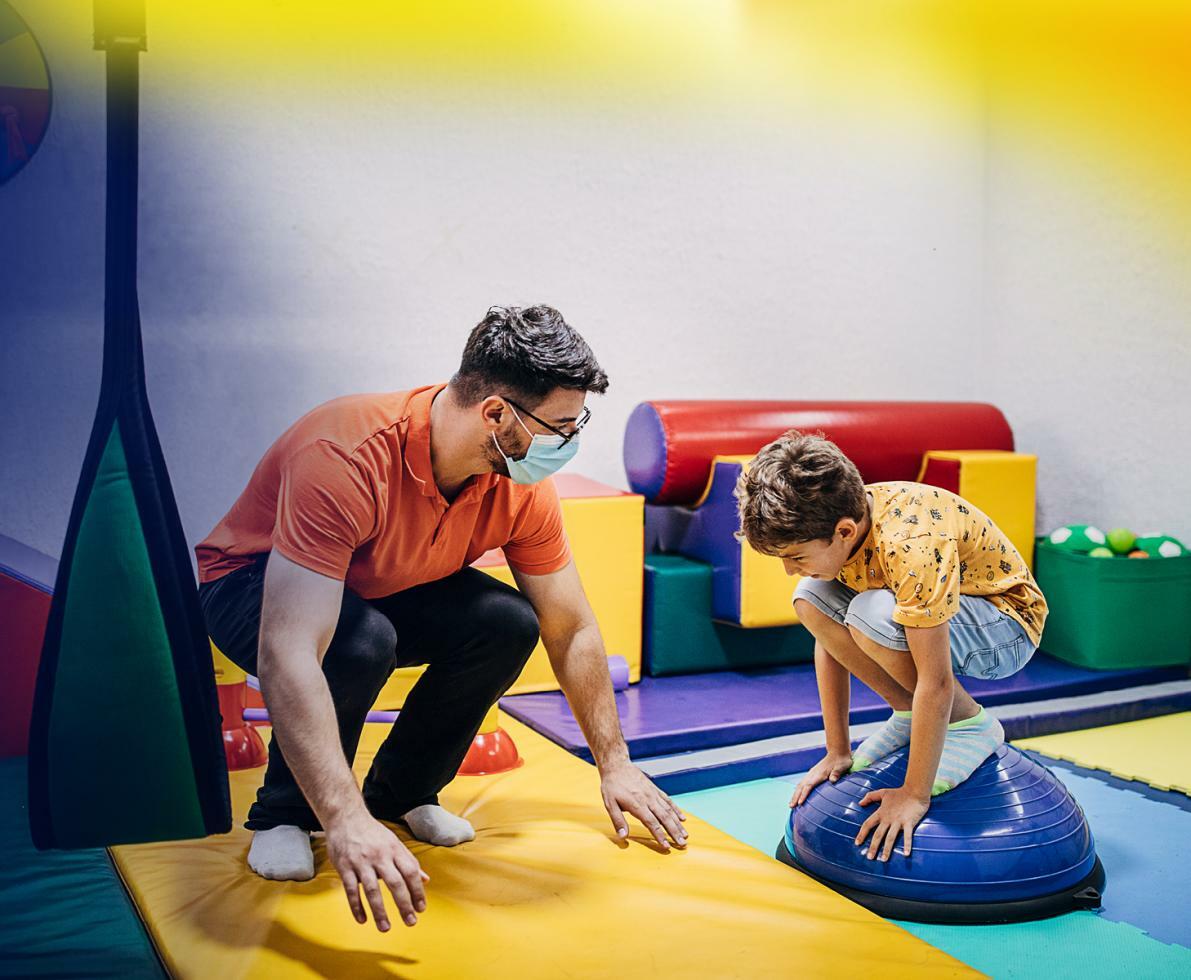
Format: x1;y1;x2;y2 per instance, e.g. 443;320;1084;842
643;553;814;676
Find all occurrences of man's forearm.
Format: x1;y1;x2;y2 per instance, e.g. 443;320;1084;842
547;623;630;772
815;643;852;755
258;643;366;827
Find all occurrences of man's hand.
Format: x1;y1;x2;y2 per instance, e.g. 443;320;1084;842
790;751;854;808
600;762;687;851
854;785;930;861
324;812;430;931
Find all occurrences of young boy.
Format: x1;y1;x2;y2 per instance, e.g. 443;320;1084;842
735;431;1047;862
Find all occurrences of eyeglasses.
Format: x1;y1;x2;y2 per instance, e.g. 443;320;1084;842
504;398;591;446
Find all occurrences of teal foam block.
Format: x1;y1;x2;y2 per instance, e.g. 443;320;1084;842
0;758;164;978
644;554;813;676
677;770;1191;979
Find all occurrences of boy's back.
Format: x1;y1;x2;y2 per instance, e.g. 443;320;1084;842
838;482;1047;646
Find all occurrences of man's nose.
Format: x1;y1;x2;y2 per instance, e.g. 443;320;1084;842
782;558;798;577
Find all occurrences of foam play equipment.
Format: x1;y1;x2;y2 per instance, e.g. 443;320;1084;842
108;718;974;979
456;702;522;776
776;744;1105;924
917;450;1038;566
503;651;1191;766
644;553;814;675
212;644;267;771
1017;712;1191;797
374;473;643;707
628;400;1036;633
625;400;1014;506
27;1;229;849
0;535;55;758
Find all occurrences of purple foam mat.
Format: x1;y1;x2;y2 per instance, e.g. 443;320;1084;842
500;653;1190;761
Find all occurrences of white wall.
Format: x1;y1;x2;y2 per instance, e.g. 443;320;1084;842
2;2;1187;563
981;134;1191;539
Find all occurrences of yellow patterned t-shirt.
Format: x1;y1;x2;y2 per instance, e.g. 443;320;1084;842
837;482;1047;646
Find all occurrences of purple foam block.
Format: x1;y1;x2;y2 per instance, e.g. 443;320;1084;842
500;653;1188;761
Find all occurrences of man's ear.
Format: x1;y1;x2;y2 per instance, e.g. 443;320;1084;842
479;395;507;431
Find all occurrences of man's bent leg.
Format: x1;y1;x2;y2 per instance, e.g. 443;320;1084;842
362;569;539;825
199;556;398;833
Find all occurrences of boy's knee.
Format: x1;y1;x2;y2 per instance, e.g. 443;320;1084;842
792;597;818;621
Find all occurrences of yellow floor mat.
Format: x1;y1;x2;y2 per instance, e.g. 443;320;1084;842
111;717;973;979
1016;711;1191;796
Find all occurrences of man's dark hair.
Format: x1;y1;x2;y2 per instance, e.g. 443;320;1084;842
450;305;609;408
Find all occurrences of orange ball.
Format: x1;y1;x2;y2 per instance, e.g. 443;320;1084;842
1128;549;1149;558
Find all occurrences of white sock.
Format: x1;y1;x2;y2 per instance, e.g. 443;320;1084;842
402;804;475;846
247;825;315;881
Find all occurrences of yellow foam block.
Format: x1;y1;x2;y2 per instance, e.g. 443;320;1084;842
1015;712;1191;796
110;719;972;979
211;642;247;686
918;451;1038;569
376;485;643;706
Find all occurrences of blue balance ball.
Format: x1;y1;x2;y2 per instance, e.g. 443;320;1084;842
776;745;1104;924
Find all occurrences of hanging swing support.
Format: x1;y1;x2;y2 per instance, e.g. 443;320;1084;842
27;0;231;851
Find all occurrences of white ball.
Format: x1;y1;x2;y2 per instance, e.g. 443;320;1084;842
1050;527;1073;544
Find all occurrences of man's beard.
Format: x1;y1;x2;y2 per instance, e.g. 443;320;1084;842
483;433;511;478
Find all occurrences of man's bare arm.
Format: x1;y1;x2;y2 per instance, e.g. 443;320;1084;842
258;552;427;930
258;553;361;825
512;562;686;849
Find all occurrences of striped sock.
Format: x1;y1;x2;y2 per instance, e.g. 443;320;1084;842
849;710;913;771
931;707;1004;796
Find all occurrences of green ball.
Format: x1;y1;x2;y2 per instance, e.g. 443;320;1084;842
1048;524;1109;553
1106;528;1137;555
1088;547;1115;558
1135;535;1188;558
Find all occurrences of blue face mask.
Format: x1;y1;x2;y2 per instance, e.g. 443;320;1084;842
493;406;580;485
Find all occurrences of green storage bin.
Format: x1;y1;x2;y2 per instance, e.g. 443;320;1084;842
644;553;814;675
1034;538;1191;669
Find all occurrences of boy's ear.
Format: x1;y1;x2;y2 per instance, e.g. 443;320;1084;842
835;517;853;542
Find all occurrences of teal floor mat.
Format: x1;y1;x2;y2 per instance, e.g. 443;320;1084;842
0;757;165;979
676;765;1191;980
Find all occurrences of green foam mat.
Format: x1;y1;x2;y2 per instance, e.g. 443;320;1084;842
0;757;165;978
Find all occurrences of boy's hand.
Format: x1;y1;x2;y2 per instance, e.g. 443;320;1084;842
790;751;854;807
855;785;929;861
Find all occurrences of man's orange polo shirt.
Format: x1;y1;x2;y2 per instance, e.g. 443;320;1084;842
195;384;572;599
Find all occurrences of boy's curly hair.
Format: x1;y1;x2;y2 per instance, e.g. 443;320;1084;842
735;431;866;554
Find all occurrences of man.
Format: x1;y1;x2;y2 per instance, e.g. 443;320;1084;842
197;305;686;933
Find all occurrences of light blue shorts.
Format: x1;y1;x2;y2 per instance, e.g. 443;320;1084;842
792;578;1035;680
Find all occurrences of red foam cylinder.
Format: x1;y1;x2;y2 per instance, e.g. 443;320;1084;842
624;400;1014;506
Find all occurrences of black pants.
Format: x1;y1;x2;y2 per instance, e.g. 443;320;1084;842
199;555;539;831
